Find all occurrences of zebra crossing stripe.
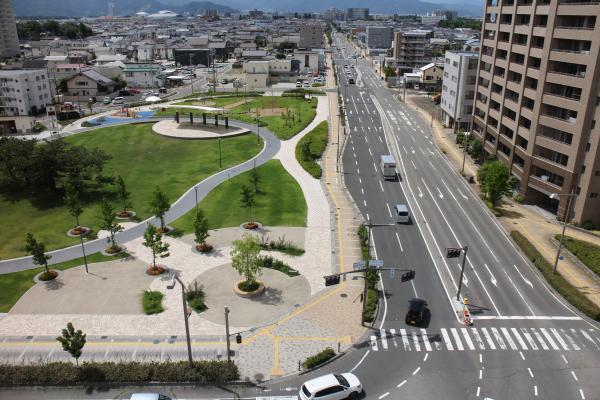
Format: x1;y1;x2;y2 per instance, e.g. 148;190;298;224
581;330;600;350
501;327;518;350
441;328;454;351
412;331;421;352
540;328;560;351
531;328;549;350
470;329;486;350
380;329;388;350
480;328;496;350
421;329;432;352
451;328;465;351
400;329;411;351
561;329;580;351
461;328;476;350
550;328;570;351
521;328;538;351
491;328;507;350
370;335;378;351
511;328;528;350
389;329;399;349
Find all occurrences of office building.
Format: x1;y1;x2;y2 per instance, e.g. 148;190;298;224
472;0;600;225
366;26;394;50
346;8;369;21
0;70;52;116
0;0;20;60
392;30;433;73
299;24;325;50
441;51;479;131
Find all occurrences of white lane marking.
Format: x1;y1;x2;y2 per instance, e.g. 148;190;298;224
451;328;465;351
580;330;600;350
521;328;539;350
479;369;483;380
387;203;393;218
513;264;534;288
501;327;518;350
379;180;385;192
378;392;389;399
571;371;578;382
481;328;496;350
540;328;560;350
519;351;526;360
380;329;388;350
357;168;360;174
441;328;454;351
428;160;437;170
511;328;529;350
370;335;378;351
562;354;569;364
378;136;383;143
579;389;585;399
412;367;421;375
411;160;417;170
418;186;424;198
389;329;399;348
361;188;364;195
411;280;419;298
461;328;476;350
562;329;580;350
411;146;416;154
476;387;481;397
395;232;404;252
482;263;498;287
534;385;538;396
358;177;362;184
400;329;411;351
402;146;408;154
504;270;536;315
412;331;421;352
421;329;432;351
436;187;444;199
368;147;373;156
424;353;429;361
373;161;377;171
550;328;570;350
363;199;367;207
491;327;507;350
528;367;534;378
457;188;468;199
471;329;486;350
479;353;483;363
397;379;407;388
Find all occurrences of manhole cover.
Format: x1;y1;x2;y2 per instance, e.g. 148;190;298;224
340;293;348;298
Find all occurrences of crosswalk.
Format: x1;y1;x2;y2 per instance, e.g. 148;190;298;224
368;327;600;353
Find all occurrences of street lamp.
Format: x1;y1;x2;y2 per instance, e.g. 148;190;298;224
549;190;578;274
172;274;193;366
461;130;471;174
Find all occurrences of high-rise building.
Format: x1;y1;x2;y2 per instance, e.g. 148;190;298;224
473;0;600;225
299;23;325;50
392;30;433;73
0;70;52;116
346;8;369;21
366;26;393;50
0;0;20;60
441;51;479;131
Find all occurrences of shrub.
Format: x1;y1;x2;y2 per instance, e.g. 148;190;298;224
582;220;595;231
186;281;207;313
259;234;305;256
304;348;336;369
363;288;378;323
514;194;525;204
238;280;260;292
357;224;369;260
0;361;238;385
557;235;600;277
142;290;164;315
511;231;600;321
295;121;328;179
258;255;300;277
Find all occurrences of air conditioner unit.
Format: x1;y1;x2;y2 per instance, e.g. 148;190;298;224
541;175;549;182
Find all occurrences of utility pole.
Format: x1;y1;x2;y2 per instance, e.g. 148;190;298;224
336;112;341;173
224;306;231;362
173;274;193;366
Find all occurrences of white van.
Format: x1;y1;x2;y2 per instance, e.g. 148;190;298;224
395;204;410;224
380;155;397;180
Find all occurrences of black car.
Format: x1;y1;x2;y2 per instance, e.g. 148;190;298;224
405;298;427;326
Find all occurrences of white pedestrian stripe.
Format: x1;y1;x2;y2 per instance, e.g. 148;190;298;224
380;329;388;350
551;328;570;351
389;329;399;349
421;329;432;351
521;328;538;350
400;329;411;351
471;329;486;350
540;328;560;351
501;328;518;350
461;328;476;350
580;330;600;350
562;329;580;351
511;328;529;350
531;328;549;350
491;328;507;350
412;331;421;352
451;328;465;351
441;328;454;351
370;335;378;351
481;328;496;350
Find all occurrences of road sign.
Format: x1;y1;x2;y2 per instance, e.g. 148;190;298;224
353;260;366;270
324;274;341;286
446;248;462;258
368;259;384;267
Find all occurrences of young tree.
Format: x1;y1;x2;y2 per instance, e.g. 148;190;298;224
63;182;83;230
142;224;170;271
250;168;261;194
193;208;210;251
301;139;313;162
116;175;131;216
150;186;170;232
25;233;52;276
99;199;123;252
240;185;256;224
477;160;512;207
230;234;262;288
56;322;86;366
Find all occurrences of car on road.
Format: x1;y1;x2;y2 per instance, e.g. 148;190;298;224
303;82;310;88
406;298;427;326
394;203;410;223
299;373;362;400
296;81;303;87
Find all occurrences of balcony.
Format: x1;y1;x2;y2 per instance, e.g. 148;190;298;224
538;114;577;134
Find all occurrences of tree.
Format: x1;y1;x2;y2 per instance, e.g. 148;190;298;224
250;168;261;194
142;224;170;271
301;139;313;161
230;234;262;287
116;175;131;215
193;208;210;249
64;182;83;230
99;199;123;252
240;185;256;224
25;233;52;275
383;65;396;78
150;186;170;232
56;322;86;366
477;160;512;207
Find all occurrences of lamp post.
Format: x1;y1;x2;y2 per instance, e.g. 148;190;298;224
549;191;578;274
79;234;89;274
194;185;199;215
461;130;471;174
224;306;231;362
173;274;193;366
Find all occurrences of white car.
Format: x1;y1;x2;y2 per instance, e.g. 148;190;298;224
130;394;171;400
299;373;362;400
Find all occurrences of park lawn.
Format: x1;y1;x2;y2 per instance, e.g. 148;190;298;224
559;235;600;277
0;124;261;259
176;94;260;108
295;121;329;178
171;159;307;234
0;252;129;313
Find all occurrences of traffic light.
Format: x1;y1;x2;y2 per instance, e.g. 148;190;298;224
401;270;415;282
236;333;242;344
446;248;462;258
324;274;341;286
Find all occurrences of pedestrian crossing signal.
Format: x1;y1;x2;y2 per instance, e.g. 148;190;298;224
236;333;242;344
324;274;341;286
446;248;462;258
401;270;415;282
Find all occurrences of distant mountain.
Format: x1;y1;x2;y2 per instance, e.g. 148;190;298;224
12;0;237;17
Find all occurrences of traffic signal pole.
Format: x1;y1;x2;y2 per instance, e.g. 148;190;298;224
456;246;469;301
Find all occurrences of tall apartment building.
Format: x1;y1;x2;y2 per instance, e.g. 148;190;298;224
441;51;479;131
392;30;433;73
0;0;20;60
0;70;52;116
346;8;369;21
473;0;600;225
366;26;394;50
299;24;325;50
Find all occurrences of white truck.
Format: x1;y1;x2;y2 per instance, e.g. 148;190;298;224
380;155;397;181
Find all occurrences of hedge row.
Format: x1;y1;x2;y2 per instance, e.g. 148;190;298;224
304;348;336;369
511;231;600;321
557;235;600;277
0;361;238;386
363;288;378;323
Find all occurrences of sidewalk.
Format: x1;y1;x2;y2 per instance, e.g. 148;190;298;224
406;95;600;309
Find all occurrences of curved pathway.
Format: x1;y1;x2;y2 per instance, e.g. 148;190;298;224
0;119;280;273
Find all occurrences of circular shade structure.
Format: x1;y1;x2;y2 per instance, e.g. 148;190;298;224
163;104;225;113
145;96;162;103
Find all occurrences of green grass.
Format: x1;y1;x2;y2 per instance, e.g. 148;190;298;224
0;252;129;312
171;159;306;233
0;124;261;259
303;347;335;369
511;230;600;321
142;290;164;314
295;121;329;178
175;94;260;108
558;235;600;277
363;288;378;323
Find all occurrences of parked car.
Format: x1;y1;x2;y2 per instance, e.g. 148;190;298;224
405;298;427;326
299;373;362;400
296;81;303;87
102;96;111;105
112;96;124;105
303;82;310;88
159;87;167;94
220;78;228;84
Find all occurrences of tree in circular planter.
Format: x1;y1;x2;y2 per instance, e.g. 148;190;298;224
150;186;171;233
99;199;124;254
25;232;57;281
240;184;258;230
193;208;212;253
63;182;85;235
115;175;134;218
142;223;170;275
230;233;263;292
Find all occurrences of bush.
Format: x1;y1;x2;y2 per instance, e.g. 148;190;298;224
142;290;164;315
186;281;207;313
0;360;238;385
557;235;600;277
295;121;329;179
357;224;369;260
513;194;525;204
238;280;260;292
258;255;299;276
511;231;600;321
582;220;595;231
304;348;336;369
363;288;378;323
259;234;305;256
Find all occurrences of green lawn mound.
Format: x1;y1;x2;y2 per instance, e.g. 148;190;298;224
0;124;261;259
171;159;307;233
296;121;329;178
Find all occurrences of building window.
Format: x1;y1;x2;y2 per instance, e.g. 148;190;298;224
591;193;599;199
